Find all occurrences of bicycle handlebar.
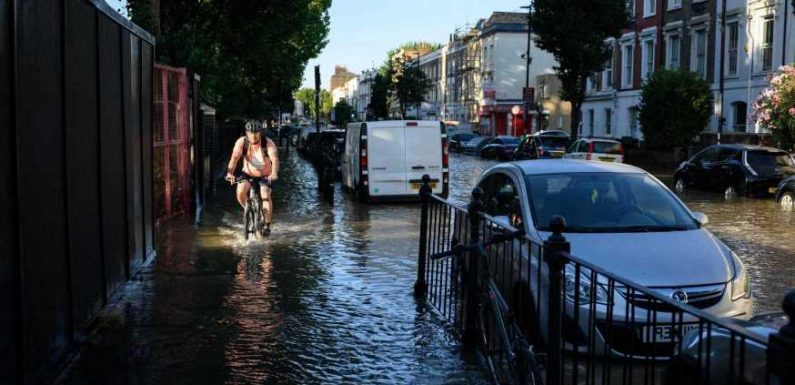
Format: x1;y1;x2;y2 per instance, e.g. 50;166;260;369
430;229;526;261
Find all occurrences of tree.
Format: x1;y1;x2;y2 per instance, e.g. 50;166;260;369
753;65;795;150
128;0;331;120
394;65;431;118
639;69;714;149
294;88;332;120
531;0;627;140
370;73;391;119
333;100;355;127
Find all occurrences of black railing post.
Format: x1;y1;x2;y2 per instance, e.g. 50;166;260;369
463;187;484;349
544;216;569;385
768;289;795;383
414;174;432;299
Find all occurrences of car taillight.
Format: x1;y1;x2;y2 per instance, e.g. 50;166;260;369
586;153;592;160
619;144;624;156
537;148;545;157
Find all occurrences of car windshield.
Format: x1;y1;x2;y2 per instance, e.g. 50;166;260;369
592;141;622;154
500;137;519;145
457;133;477;142
525;172;698;233
537;137;569;148
746;151;795;176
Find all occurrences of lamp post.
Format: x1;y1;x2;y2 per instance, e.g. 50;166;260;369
521;4;533;135
718;0;727;143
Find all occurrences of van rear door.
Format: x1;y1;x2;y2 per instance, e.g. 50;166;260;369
404;121;443;195
368;123;407;196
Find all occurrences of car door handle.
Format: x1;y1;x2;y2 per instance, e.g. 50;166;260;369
411;165;426;170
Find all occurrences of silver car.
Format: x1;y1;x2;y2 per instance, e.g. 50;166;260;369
472;159;753;357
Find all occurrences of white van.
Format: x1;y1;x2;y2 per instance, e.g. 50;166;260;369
342;120;449;201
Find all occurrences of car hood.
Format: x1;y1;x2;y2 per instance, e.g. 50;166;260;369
536;229;733;287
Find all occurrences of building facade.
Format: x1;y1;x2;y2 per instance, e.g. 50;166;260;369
356;69;376;121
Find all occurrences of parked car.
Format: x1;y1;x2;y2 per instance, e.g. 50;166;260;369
673;144;795;200
775;176;795;211
467;159;753;357
342;121;448;202
563;138;624;163
513;131;570;160
461;135;494;155
666;312;787;385
449;132;480;153
480;136;520;160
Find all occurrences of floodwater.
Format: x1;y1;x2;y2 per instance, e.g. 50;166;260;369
58;151;792;385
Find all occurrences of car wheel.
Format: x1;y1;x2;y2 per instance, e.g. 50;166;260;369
674;177;686;194
724;185;738;201
780;191;795;211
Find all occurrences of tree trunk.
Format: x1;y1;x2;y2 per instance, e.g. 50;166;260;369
570;104;582;142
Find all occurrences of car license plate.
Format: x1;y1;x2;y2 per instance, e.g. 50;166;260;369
598;157;615;162
411;182;437;190
551;152;564;158
641;323;699;343
769;187;777;194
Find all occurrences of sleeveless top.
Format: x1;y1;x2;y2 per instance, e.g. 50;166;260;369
242;137;276;177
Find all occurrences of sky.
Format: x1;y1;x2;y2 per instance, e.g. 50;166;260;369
104;0;530;90
302;0;529;89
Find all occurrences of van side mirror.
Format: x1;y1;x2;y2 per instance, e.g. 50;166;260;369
693;212;709;226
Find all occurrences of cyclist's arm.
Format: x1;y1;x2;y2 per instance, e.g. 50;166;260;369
226;138;244;178
267;139;279;180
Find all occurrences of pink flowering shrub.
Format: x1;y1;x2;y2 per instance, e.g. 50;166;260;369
753;65;795;150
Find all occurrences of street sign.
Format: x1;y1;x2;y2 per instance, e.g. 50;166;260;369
523;87;535;103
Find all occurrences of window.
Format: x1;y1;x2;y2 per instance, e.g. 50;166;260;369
588;109;595;136
644;0;655;17
605;52;614;89
627;0;635;20
623;44;634;87
668;0;682;9
667;34;680;68
733;102;747;132
762;16;774;71
728;22;739;75
629;107;639;137
480;173;523;227
692;29;707;78
642;39;655;79
604;109;613;135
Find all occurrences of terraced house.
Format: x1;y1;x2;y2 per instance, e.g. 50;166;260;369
582;0;795;141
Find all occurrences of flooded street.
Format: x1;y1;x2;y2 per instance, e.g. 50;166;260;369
58;152;792;385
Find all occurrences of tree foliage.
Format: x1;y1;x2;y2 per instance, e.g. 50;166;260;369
370;73;391;119
294;88;332;120
333;99;355;127
753;65;795;150
127;0;331;120
530;0;627;139
394;65;431;118
639;69;714;149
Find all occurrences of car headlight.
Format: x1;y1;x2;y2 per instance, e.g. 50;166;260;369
730;252;751;301
564;264;609;305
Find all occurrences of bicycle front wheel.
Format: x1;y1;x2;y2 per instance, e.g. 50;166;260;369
243;203;253;240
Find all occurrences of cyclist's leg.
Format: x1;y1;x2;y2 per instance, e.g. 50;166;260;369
236;179;251;209
260;181;273;227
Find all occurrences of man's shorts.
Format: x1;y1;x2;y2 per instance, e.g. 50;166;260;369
239;174;273;190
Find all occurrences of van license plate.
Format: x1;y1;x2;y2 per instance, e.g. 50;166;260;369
641;323;699;343
411;182;437;190
598;157;615;162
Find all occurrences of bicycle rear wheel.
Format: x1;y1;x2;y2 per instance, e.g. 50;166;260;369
479;299;512;384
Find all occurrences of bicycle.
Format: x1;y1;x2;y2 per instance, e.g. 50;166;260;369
431;228;543;385
234;176;266;240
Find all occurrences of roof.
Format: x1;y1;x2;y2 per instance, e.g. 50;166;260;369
578;137;621;143
711;144;787;152
480;12;529;36
512;159;645;175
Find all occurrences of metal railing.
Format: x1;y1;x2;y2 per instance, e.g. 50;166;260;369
414;176;795;385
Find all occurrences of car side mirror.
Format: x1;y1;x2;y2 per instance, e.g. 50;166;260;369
693;212;709;226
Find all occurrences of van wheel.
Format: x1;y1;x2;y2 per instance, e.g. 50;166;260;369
779;191;795;211
355;183;368;203
724;185;738;201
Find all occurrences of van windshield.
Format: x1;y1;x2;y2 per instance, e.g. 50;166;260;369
537;137;569;149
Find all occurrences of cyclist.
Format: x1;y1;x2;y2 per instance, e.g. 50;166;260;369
225;120;279;235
